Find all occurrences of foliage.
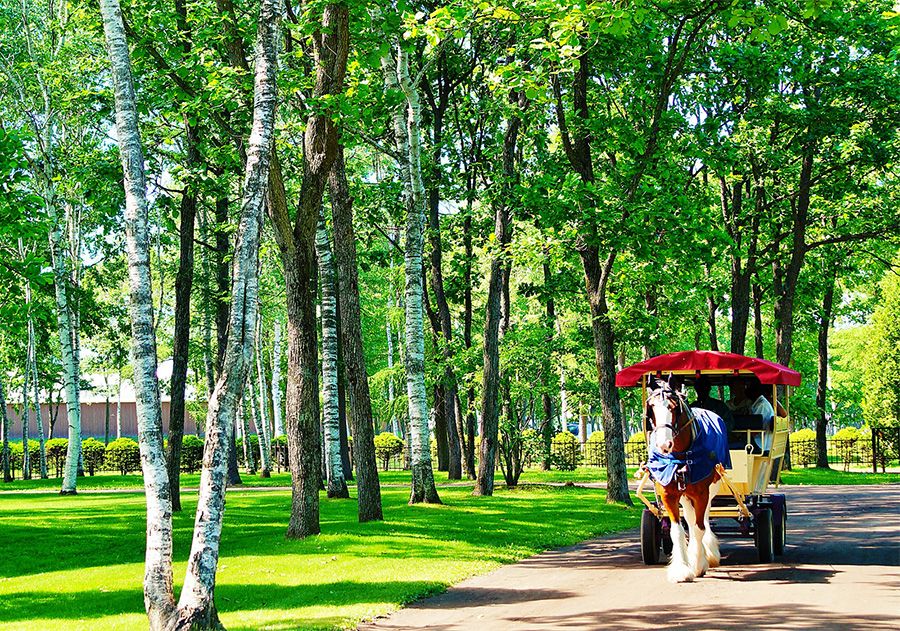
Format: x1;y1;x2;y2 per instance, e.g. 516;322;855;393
550;431;581;471
625;431;647;462
44;438;68;477
373;432;404;470
585;430;606;467
180;435;204;474
863;264;900;428
81;438;106;476
104;438;140;476
789;428;817;467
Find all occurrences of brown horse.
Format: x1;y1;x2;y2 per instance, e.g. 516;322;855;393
646;382;723;582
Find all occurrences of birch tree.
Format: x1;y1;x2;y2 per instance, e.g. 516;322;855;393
99;0;279;624
384;45;440;504
271;320;284;436
315;215;349;498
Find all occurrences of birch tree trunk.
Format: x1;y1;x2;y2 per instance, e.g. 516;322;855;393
253;332;272;477
49;206;82;494
390;47;440;504
175;0;278;618
1;379;10;483
22;361;31;480
116;373;122;439
271;320;284;436
241;396;256;475
30;319;48;479
101;0;278;623
315;215;349;498
99;0;174;624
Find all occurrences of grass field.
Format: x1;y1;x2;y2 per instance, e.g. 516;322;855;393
0;481;636;630
778;467;900;485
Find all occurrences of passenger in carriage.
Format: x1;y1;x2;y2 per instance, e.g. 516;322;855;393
745;378;775;452
691;376;734;434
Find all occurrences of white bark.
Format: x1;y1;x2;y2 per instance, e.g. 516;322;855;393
116;373;122;439
271;320;284;436
176;0;279;619
49;203;82;493
315;214;346;494
387;244;398;436
254;320;272;475
386;47;439;503
99;0;173;625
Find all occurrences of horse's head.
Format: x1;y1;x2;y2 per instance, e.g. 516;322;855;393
645;378;692;455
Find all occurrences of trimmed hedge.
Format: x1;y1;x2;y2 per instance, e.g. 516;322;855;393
105;438;140;475
82;438;107;475
374;432;404;470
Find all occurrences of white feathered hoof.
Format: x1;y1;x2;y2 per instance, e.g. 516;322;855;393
667;561;695;583
703;530;721;568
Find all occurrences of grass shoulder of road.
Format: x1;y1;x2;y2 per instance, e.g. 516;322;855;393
779;467;900;485
0;483;636;630
3;464;898;492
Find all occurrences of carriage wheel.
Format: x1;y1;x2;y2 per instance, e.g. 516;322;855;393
773;507;786;556
660;517;672;556
755;508;775;563
641;509;661;565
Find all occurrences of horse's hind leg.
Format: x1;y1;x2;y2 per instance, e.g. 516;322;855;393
703;479;722;568
681;494;708;578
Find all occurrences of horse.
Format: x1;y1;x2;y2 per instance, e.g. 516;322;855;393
645;379;731;582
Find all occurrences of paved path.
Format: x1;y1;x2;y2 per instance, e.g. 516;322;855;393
360;485;900;630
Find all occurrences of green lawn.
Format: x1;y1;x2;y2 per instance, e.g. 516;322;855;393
0;483;637;630
779;467;900;485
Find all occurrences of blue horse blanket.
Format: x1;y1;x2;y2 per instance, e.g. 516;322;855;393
647;408;732;486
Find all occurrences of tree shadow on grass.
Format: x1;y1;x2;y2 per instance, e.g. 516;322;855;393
0;580;448;625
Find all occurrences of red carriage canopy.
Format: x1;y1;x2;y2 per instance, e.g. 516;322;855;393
615;350;801;388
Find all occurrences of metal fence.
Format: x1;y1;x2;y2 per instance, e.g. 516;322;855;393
789;426;900;472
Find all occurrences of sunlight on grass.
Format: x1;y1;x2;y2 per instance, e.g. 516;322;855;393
779;468;900;485
0;484;637;630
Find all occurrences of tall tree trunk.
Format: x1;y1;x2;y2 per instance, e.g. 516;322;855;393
49;205;81;494
1;380;10;482
752;282;764;358
816;266;836;468
335;295;353;481
265;3;350;537
462;203;476;479
254;319;272;476
474;91;521;497
22;363;31;479
540;260;555;470
390;48;440;504
99;0;174;621
315;214;349;498
216;196;242;487
707;293;719;351
271;320;284;436
29;318;47;479
167;120;199;512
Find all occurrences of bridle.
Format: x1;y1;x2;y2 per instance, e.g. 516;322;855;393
645;384;695;442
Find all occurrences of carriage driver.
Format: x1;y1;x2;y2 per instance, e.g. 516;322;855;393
691;376;734;434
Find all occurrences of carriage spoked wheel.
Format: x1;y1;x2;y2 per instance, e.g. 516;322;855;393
641;509;662;565
773;507;786;556
755;508;775;563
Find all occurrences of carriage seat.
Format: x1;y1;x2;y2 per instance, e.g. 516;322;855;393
729;414;769;455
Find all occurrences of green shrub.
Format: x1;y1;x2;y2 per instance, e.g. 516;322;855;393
374;432;404;470
180;435;204;473
789;428;817;467
45;438;68;477
551;431;581;471
626;431;647;462
81;438;107;475
105;437;141;475
585;430;606;466
833;426;861;442
520;428;545;466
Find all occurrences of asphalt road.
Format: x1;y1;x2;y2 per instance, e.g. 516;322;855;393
359;485;900;630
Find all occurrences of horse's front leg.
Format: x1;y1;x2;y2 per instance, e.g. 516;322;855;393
660;489;693;583
681;491;708;578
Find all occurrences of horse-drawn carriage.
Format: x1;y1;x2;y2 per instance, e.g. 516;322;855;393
615;351;800;580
